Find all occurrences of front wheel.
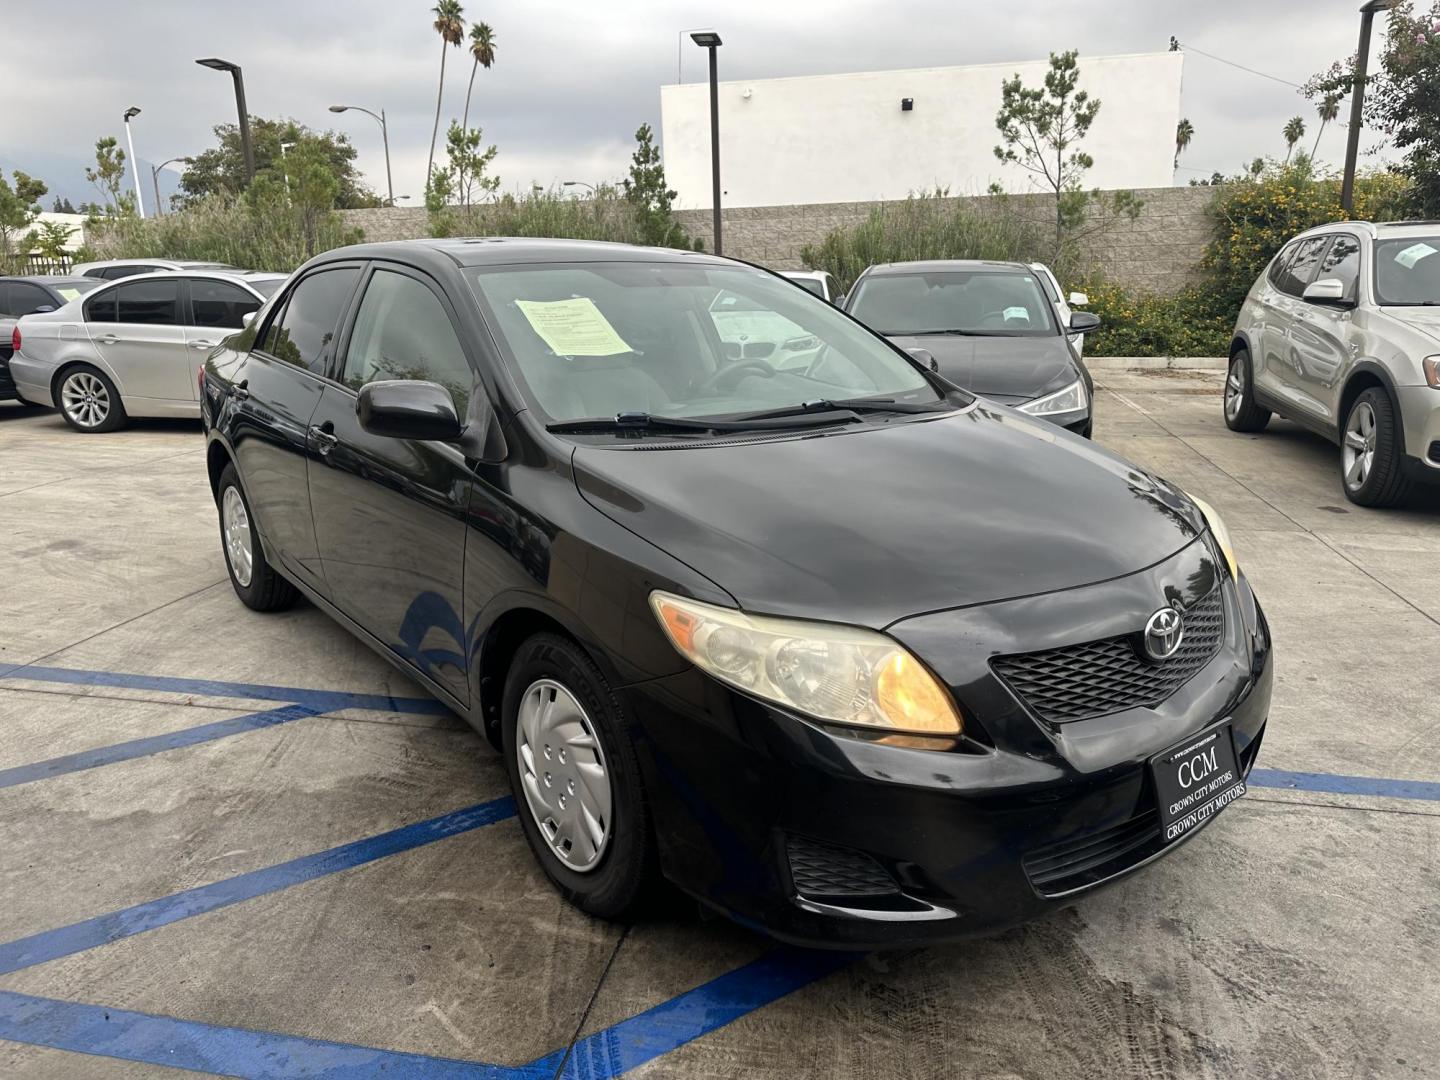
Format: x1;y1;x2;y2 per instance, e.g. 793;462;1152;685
1341;388;1412;508
502;633;655;919
216;463;298;611
1223;349;1270;433
58;365;127;433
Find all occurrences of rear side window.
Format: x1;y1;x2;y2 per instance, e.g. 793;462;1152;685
114;279;180;325
1316;235;1362;299
341;269;473;412
1275;237;1329;296
84;289;118;322
261;267;360;372
190;280;260;329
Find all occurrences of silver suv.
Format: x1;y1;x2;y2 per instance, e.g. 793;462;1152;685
1224;220;1440;506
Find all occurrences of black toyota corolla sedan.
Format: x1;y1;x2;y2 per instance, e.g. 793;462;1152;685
199;238;1271;949
844;260;1100;437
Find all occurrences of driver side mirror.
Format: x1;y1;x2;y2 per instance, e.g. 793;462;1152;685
241;311;256;327
905;347;939;372
357;379;465;442
33;305;56;314
1302;278;1354;308
1069;311;1102;333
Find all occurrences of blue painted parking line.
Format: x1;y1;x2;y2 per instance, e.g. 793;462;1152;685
0;663;450;716
0;703;320;791
1248;767;1440;802
0;989;557;1080
0;797;516;976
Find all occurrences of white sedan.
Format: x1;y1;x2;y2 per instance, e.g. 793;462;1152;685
10;270;286;432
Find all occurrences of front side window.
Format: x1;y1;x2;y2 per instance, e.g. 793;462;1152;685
846;270;1058;337
261;267;360;371
1275;237;1329;296
1373;236;1440;306
1315;235;1362;299
467;261;937;424
190;280;261;329
1267;242;1302;289
114;279;180;325
342;269;473;412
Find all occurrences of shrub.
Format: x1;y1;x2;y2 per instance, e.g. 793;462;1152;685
1078;281;1231;358
432;185;666;245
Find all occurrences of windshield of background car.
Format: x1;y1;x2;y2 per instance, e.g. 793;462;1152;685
1374;237;1440;305
789;277;826;297
847;270;1058;337
466;261;939;423
247;277;286;298
54;281;101;302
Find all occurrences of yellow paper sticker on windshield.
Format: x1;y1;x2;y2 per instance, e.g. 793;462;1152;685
1394;242;1437;270
515;297;632;356
56;288;82;301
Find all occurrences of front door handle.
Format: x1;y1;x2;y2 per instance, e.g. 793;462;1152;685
309;421;338;455
188;339;215;350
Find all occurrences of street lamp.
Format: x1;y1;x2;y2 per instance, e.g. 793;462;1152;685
150;156;189;217
690;30;723;256
1340;0;1397;215
562;180;596;194
329;104;394;207
122;107;146;218
196;57;254;183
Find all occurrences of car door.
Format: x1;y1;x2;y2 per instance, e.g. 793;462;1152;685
231;263;362;593
306;263;476;704
84;278;189;405
1286;234;1362;426
1260;237;1328;411
184;278;265;398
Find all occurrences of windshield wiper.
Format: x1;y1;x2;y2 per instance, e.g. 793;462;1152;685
881;328;987;336
546;410;859;435
724;397;951;422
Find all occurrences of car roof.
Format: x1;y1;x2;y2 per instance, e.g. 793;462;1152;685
82;269;282;292
307;237;733;273
1291;220;1440;243
859;259;1034;276
0;275;98;286
779;269;827;279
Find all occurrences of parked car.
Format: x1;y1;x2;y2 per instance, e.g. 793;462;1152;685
1224;220;1440;507
200;238;1270;948
71;258;241;281
1029;262;1091;356
779;269;842;304
1;276;102;404
10;270;287;431
844;259;1101;436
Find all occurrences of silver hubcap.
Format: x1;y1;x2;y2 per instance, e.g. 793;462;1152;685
1342;401;1377;491
61;371;110;428
516;678;612;873
1224;356;1245;421
222;486;254;587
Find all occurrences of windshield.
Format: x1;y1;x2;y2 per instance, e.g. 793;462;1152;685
1374;237;1440;305
466;261;939;424
848;270;1058;337
54;281;101;302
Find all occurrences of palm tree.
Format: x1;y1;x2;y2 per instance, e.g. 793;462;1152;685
1311;95;1340;160
462;22;497;134
1283;116;1306;164
426;0;466;192
1174;118;1194;170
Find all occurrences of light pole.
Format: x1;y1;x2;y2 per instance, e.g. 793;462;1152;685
329;104;394;207
562;180;596;195
196;57;254;183
690;30;723;256
122;107;146;218
1341;0;1397;215
150;156;188;216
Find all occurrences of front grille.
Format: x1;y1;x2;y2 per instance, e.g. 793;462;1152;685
1023;808;1163;896
786;835;899;899
991;587;1225;723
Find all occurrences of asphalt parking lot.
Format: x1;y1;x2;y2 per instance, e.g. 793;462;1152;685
1;365;1438;1080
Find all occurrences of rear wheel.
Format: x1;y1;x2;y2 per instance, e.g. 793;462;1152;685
1341;387;1412;508
1223;349;1270;433
217;463;298;611
58;365;127;433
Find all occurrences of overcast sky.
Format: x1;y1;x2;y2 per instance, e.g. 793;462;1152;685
0;0;1398;211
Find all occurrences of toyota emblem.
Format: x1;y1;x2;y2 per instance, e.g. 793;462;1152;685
1141;606;1185;662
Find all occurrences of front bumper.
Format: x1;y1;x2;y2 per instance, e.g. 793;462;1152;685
1395;384;1440;478
622;538;1272;949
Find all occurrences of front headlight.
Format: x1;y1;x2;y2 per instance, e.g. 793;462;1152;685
1189;495;1239;579
1017;378;1088;417
649;591;963;735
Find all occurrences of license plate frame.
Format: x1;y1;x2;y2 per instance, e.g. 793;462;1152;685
1151;723;1246;844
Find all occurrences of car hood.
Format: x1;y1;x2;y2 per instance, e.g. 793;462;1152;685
571;404;1201;629
884;333;1077;404
1379;306;1440;346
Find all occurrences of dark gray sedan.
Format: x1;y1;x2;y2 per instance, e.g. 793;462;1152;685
1;276;103;403
844;260;1101;436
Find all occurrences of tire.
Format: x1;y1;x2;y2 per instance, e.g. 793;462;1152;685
502;633;655;920
216;463;298;611
1341;387;1413;508
56;364;127;433
1223;348;1270;433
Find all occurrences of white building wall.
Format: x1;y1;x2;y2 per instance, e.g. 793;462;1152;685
660;52;1183;209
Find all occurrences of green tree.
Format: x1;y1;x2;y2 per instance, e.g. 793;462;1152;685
622;122;699;250
1175;118;1194;169
180;117;376;208
31;220;74;263
458;22;497;208
1311;94;1340;159
993;50;1105;261
85;137;130;213
427;0;466;191
51;195;78;214
1282;116;1306;163
426;121;500;237
0;170;48;271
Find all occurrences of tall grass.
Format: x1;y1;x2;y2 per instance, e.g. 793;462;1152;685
431;185;691;247
800;192;1052;291
89;195;362;273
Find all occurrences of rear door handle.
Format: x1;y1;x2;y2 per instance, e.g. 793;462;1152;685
309;421;338;455
97;334;118;345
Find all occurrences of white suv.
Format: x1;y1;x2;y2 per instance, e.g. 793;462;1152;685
1224;220;1440;506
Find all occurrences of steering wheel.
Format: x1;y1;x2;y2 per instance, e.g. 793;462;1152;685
695;359;776;396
